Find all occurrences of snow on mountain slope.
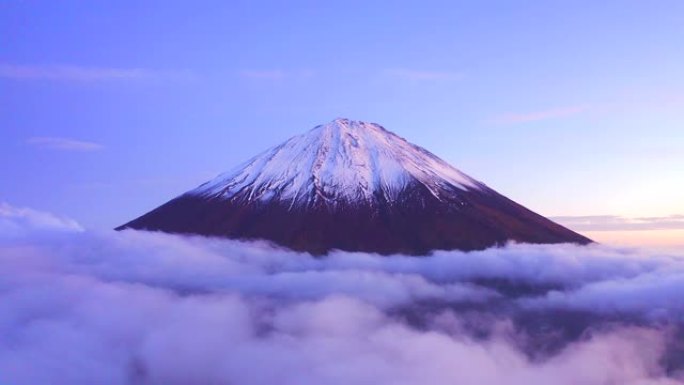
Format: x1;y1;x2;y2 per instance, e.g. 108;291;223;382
118;118;592;255
190;118;483;206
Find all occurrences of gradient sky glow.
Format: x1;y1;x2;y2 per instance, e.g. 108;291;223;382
1;1;683;245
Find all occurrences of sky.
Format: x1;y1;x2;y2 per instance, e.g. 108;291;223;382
1;1;683;245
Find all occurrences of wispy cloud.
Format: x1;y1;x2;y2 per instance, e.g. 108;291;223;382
0;64;193;82
3;207;684;384
553;214;684;231
489;105;588;124
239;69;286;80
238;69;315;81
27;137;104;152
0;202;82;234
384;68;464;81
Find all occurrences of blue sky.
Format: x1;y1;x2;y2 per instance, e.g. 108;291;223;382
1;1;683;242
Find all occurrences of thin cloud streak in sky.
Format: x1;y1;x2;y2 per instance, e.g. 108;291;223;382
384;68;464;81
239;68;462;82
239;69;286;80
238;69;316;81
0;64;150;81
0;64;194;82
489;105;588;124
27;137;104;152
553;214;684;232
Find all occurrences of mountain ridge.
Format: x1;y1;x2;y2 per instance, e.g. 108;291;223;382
117;118;591;255
189;118;484;207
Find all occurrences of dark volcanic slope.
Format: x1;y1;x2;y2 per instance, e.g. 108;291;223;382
118;118;591;255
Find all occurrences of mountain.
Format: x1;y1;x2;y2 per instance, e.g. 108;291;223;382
117;118;591;255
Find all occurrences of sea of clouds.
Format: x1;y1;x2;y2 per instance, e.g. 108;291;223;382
1;202;684;385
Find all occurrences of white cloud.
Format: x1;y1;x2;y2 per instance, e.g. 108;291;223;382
0;64;194;82
239;69;286;80
384;68;464;81
27;137;104;151
489;106;588;124
553;214;684;231
0;64;150;81
0;202;82;237
238;69;315;81
1;205;684;384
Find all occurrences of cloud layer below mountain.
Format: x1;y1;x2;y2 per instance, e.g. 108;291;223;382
1;203;683;385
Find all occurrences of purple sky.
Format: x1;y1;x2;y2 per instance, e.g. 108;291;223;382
1;1;683;244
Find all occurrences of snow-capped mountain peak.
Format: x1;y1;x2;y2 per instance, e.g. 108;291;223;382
189;118;483;206
119;118;591;254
